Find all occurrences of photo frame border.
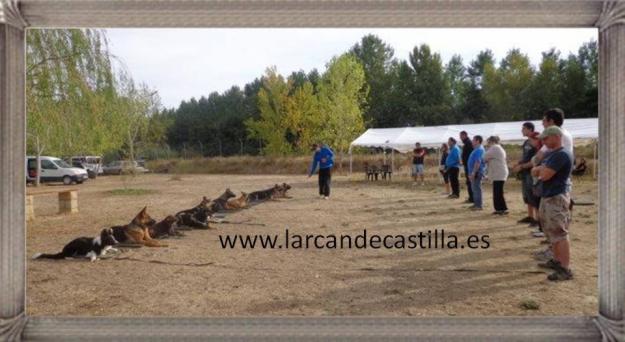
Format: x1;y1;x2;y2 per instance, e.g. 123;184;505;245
1;1;623;340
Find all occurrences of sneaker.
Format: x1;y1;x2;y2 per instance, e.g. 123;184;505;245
324;196;329;200
528;220;539;228
532;231;545;238
470;206;483;211
533;249;554;261
448;194;459;199
547;266;574;281
464;199;473;204
538;259;561;270
493;210;509;216
518;216;533;223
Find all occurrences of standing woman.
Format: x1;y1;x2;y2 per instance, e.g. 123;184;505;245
439;143;450;195
484;136;509;215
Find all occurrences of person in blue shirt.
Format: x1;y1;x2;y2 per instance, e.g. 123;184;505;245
531;126;574;281
308;143;334;199
445;137;462;199
467;135;486;210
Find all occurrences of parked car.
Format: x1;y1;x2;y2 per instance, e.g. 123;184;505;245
26;156;89;185
102;160;149;175
69;155;103;179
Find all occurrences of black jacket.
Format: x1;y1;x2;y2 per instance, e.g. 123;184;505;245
461;137;473;167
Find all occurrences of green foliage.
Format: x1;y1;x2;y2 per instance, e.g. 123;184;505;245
26;29;159;162
316;54;367;154
246;56;367;156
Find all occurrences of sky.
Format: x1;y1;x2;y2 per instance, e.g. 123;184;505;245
106;28;597;109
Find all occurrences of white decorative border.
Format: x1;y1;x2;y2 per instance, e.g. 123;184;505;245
1;1;623;341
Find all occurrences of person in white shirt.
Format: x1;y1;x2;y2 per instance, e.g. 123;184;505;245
484;136;509;215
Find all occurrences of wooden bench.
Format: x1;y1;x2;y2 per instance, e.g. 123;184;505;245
26;189;79;220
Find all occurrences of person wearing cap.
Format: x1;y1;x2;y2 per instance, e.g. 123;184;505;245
531;126;574;281
308;143;335;199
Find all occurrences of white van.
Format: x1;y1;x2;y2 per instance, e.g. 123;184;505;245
26;156;89;185
70;155;103;177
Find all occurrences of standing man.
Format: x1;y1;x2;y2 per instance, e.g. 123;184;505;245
445;137;462;199
513;122;541;226
531;126;574;281
308;143;334;199
412;142;427;185
460;131;474;204
467;135;486;210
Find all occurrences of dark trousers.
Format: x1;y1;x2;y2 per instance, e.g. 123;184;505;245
493;180;508;211
464;165;474;202
318;167;331;196
448;167;460;196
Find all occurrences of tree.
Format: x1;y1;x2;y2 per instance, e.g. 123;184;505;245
26;29;123;185
316;54;367;155
445;54;468;123
526;49;562;118
245;67;292;155
407;44;451;125
482;49;534;121
349;34;395;127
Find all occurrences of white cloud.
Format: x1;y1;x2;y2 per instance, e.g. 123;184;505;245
106;28;597;109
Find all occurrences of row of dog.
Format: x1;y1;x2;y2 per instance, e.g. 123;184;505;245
32;183;292;262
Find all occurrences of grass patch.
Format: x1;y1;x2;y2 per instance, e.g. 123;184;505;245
519;299;540;311
108;188;157;196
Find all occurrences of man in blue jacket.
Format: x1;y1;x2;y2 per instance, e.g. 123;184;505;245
467;135;486;210
308;143;334;199
445;137;462;199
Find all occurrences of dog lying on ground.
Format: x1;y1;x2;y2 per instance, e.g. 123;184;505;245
208;188;236;213
224;192;249;210
248;184;280;202
111;207;168;247
32;228;119;262
149;215;182;239
175;197;212;229
274;183;292;198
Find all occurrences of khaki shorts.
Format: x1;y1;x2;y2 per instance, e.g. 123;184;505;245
539;193;571;243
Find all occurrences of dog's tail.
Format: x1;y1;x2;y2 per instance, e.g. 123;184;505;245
32;252;66;260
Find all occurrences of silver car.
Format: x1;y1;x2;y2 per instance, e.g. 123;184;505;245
102;160;149;175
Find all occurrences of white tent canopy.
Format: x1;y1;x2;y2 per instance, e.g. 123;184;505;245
350;118;598;153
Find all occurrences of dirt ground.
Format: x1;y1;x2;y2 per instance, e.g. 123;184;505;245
27;173;598;317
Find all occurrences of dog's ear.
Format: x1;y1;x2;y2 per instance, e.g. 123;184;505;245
139;206;148;217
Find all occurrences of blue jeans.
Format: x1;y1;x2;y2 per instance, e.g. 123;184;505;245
471;173;483;208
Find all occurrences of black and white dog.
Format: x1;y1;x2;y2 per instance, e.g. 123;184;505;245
32;228;119;262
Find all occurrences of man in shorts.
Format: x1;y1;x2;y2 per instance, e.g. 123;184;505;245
412;142;427;185
531;126;574;281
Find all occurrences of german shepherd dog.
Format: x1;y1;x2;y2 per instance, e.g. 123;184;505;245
208;188;237;213
274;183;292;198
224;192;249;210
149;215;182;239
111;207;167;247
32;228;119;262
248;184;280;202
175;196;212;229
